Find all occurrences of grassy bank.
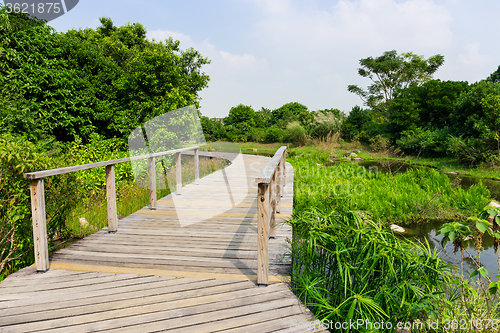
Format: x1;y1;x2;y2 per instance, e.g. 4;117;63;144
291;152;491;225
286;148;499;332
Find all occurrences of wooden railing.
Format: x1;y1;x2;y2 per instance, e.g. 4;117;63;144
255;146;287;285
23;146;200;273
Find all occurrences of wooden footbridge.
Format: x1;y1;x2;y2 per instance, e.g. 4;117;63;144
0;147;326;332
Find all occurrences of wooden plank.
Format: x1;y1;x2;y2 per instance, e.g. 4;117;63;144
149;156;157;210
176;152;182;194
29;179;49;272
47;263;289;282
94;296;300;333
0;280;257;326
23;146;199;179
106;165;118;233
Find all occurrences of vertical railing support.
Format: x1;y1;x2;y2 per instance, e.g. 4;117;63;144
194;148;200;185
176;152;182;195
257;182;270;286
149;157;157;210
269;173;277;239
276;159;283;214
106;165;117;233
30;179;49;272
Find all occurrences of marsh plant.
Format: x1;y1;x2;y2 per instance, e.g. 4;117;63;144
292;153;491;224
435;206;500;332
288;206;451;332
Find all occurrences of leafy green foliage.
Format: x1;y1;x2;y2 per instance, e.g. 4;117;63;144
270;102;312;128
289;203;451;328
348;50;444;116
0;9;210;142
0;134;52;279
450;81;500;140
487;65;500;83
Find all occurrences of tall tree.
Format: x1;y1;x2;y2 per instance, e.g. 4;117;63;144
348;50;444;119
486;65;500;83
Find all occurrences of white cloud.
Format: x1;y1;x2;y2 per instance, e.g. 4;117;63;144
252;0;453;54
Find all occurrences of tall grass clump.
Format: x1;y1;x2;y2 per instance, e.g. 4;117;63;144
289;206;451;331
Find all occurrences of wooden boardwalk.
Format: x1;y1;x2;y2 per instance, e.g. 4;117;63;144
0;153;327;332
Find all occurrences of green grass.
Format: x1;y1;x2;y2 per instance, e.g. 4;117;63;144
291;152;492;225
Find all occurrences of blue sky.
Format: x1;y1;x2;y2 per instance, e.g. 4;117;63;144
48;0;500;118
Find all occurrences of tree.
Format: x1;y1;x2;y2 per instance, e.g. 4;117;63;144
486;65;500;83
348;50;444;119
480;93;500;155
387;80;469;135
0;10;211;142
223;104;256;142
450;81;500;139
341;106;371;141
270;102;312;128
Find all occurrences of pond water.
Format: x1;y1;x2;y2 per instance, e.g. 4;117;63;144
355;160;500;278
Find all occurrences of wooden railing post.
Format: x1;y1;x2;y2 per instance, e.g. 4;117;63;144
106;165;117;233
149;157;157;210
269;173;277;239
257;183;270;285
194;148;199;185
30;179;49;272
276;159;283;214
176;152;182;195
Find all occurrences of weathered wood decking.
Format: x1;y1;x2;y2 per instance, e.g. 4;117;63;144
0;154;326;332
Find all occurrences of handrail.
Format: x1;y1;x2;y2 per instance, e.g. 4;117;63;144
255;145;287;285
24;146;200;273
23;146;199;179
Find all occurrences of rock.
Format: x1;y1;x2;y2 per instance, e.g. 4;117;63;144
294;154;303;158
352;149;360;154
350;152;358;158
487;201;500;208
487;201;500;224
329;154;338;159
390;224;405;233
79;217;88;227
352;157;364;161
343;151;351;158
253;148;258;152
445;171;459;175
316;163;322;167
306;153;312;156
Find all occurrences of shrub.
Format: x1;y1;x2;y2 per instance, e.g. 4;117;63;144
265;125;285;143
285;121;307;146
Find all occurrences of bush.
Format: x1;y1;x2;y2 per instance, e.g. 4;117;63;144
396;127;450;157
265;125;285;143
285;121;307;146
0;134;56;280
